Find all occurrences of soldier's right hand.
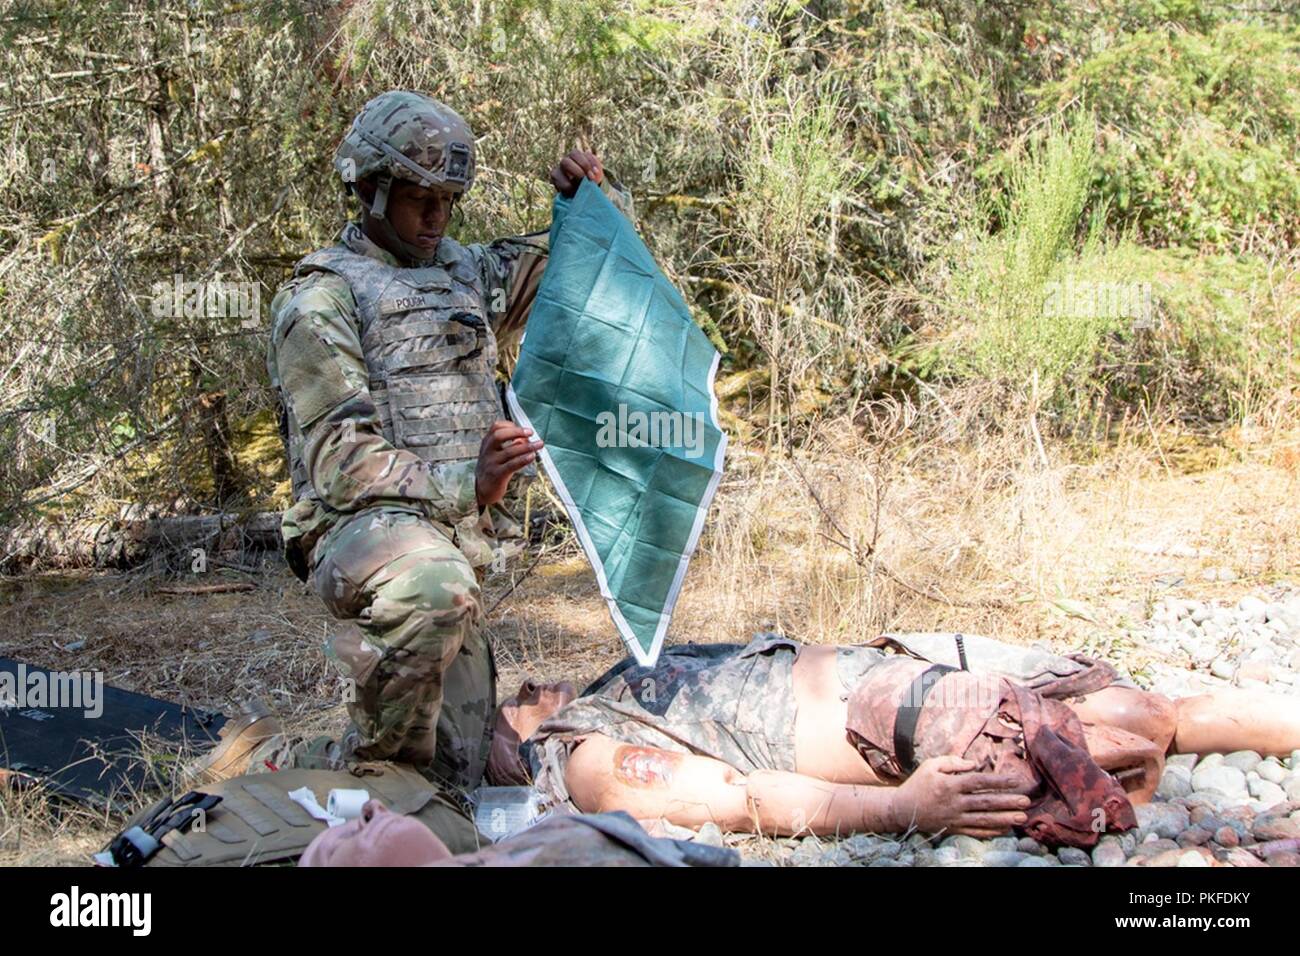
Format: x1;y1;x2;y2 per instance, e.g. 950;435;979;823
549;149;603;198
475;421;543;510
887;755;1031;838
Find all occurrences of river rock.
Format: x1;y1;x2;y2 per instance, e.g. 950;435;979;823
1211;658;1236;680
940;835;988;861
1220;807;1256;833
1266;602;1299;628
1157;766;1193;799
1189;806;1219;827
932;846;961;866
1216;749;1258;775
1213;826;1239;847
1133;839;1180;860
1166;753;1199;772
1223;848;1269;868
1254;815;1300;841
1256;838;1300;860
1237;596;1268;621
1137;802;1190;840
1092;840;1127;867
1017;836;1047;856
1257;760;1288;785
841;834;886;860
1057;847;1091;866
1177;827;1212;847
1184;793;1226;815
1249;778;1286;806
1131;848;1184;867
1192;765;1248;796
789;840;824;866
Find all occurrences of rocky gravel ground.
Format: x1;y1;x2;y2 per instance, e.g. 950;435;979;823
738;584;1300;867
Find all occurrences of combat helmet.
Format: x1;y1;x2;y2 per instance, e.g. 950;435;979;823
334;90;476;261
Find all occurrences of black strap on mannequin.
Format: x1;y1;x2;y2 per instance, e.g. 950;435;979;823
893;664;958;773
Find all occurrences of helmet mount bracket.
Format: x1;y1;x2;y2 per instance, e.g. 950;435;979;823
369;173;392;221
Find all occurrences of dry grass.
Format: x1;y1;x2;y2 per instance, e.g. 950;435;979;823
3;416;1299;865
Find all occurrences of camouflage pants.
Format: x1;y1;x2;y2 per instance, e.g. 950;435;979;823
309;505;497;793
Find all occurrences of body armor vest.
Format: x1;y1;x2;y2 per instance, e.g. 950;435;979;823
284;238;502;500
105;764;484;867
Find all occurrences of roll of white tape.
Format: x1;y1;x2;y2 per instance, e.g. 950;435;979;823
326;788;370;821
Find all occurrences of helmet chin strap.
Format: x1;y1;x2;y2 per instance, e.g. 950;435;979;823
360;173;440;266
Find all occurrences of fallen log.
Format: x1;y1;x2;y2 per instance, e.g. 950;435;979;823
0;509;283;573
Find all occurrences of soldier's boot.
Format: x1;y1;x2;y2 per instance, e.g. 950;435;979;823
249;727;362;773
185;699;283;785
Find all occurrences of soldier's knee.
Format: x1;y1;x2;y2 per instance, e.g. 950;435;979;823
1143;692;1178;749
375;551;482;624
1093;687;1177;750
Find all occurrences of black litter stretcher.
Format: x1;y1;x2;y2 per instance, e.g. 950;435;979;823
0;657;226;808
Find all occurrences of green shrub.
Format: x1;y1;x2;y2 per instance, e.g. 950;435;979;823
904;109;1298;428
916;116;1131;402
1039;23;1300;249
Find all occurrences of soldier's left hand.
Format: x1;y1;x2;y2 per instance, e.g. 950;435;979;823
550;149;603;197
476;421;543;510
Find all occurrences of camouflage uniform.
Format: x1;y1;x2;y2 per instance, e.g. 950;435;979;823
523;634;811;807
267;91;632;792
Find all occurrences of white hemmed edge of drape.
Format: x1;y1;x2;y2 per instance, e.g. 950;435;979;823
505;347;726;668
